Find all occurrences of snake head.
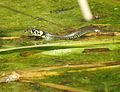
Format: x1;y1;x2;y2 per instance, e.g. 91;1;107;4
26;28;45;37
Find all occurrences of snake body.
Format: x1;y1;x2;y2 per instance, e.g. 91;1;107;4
28;27;100;40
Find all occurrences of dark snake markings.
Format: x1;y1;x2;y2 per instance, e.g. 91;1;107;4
27;26;101;40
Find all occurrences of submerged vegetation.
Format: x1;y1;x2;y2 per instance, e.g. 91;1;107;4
0;0;120;92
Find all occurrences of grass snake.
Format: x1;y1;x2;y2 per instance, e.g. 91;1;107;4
27;26;101;40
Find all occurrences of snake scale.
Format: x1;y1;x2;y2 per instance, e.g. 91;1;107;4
27;26;101;40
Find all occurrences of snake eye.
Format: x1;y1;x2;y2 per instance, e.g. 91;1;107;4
32;29;36;32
